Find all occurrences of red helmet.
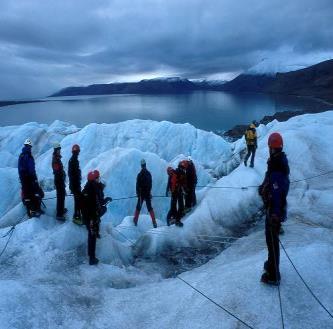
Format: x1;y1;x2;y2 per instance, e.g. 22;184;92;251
87;171;95;181
179;160;188;169
72;144;80;152
167;166;174;175
268;132;283;149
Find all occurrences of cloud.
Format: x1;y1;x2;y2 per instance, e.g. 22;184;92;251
0;0;333;98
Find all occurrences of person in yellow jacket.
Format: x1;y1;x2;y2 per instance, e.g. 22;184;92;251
244;122;257;168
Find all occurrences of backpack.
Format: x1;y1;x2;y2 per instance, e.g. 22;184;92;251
80;184;97;224
245;129;256;145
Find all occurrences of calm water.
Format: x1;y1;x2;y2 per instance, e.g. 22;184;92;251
0;91;329;131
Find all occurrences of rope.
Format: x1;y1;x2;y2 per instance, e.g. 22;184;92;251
196;169;333;191
113;227;135;245
177;276;255;329
279;239;333;320
0;229;15;259
0;214;27;260
37;169;333;205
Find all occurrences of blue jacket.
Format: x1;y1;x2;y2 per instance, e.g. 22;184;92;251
18;145;37;182
261;151;290;221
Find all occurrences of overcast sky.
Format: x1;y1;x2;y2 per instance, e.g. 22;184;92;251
1;0;333;99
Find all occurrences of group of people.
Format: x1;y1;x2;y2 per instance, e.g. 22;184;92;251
17;129;289;285
166;158;197;226
18;140;111;265
132;157;198;229
17;139;198;264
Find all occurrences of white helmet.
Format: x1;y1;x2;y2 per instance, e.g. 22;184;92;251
24;139;32;146
53;141;61;149
187;156;192;162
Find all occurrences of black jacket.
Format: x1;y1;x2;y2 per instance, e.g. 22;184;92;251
136;168;152;198
52;153;66;189
81;181;107;222
68;154;81;192
186;161;197;188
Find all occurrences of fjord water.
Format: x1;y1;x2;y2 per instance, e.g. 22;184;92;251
0;91;328;131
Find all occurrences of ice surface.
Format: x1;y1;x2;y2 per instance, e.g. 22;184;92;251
0;112;333;328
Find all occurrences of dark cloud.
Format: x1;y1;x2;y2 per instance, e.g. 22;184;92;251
0;0;332;98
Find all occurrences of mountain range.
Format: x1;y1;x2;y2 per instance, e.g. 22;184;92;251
51;59;333;103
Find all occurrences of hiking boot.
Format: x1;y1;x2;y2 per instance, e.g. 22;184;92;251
89;257;99;266
72;216;83;225
30;210;41;218
56;216;66;222
184;207;192;214
175;220;184;227
261;272;280;286
250;163;254;168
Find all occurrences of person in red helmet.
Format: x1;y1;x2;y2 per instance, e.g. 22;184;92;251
259;132;289;285
166;162;186;227
68;144;82;225
81;170;112;265
133;159;157;228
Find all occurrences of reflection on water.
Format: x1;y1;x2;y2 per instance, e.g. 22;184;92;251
0;91;329;131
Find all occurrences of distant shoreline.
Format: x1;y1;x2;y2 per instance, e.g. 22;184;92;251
0;100;46;108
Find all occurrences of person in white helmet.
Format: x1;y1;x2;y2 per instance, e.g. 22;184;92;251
133;159;157;228
18;139;44;217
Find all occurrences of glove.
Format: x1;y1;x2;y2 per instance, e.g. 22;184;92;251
105;197;112;203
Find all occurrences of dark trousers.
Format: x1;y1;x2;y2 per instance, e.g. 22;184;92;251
185;186;196;208
265;220;281;281
245;145;256;166
23;196;41;216
167;192;184;222
72;191;81;218
87;228;96;260
56;185;66;217
136;195;153;212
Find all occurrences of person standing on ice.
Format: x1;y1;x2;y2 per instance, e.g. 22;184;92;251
259;132;289;285
81;170;112;265
166;163;185;227
68;144;82;225
52;142;67;220
185;156;197;211
133;159;157;228
244;122;257;168
18;139;44;218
